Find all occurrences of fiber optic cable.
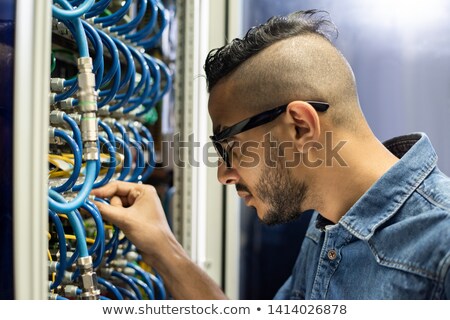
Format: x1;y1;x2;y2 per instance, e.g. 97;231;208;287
111;0;148;35
108;38;135;112
137;1;168;49
52;0;94;20
126;0;158;42
85;0;112;19
48;189;89;258
51;128;82;193
98;277;123;300
111;270;143;300
94;0;132;27
49;209;68;289
126;262;155;299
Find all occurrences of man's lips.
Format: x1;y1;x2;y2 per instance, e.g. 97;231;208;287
237;191;253;204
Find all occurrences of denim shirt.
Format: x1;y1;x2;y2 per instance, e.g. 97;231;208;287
274;133;450;299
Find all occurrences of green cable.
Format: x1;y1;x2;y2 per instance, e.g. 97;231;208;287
51;51;56;73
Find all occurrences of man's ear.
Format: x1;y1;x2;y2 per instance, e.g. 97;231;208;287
285;101;321;153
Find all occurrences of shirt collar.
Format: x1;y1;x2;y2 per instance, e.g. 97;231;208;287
324;133;437;240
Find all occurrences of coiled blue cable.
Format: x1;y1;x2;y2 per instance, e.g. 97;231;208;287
49;209;68;289
51;129;82;193
97;31;119;87
136;55;161;117
93;196;121;263
94;0;132;27
85;0;111;19
80;200;105;269
127;139;145;182
48;190;89;258
137;1;168;49
62;113;82;149
118;287;137;300
111;271;143;300
111;0;147;35
52;0;94;20
126;0;158;42
131;276;154;300
123;46;151;114
54;0;90;58
114;122;132;180
98;277;123;300
81;20;104;89
108;38;135;112
92;135;116;188
114;137;131;181
139;125;156;181
48;160;97;213
126;262;155;299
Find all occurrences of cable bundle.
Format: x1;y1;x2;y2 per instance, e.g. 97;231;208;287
48;0;172;300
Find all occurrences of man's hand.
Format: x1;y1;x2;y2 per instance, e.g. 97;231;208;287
91;181;173;262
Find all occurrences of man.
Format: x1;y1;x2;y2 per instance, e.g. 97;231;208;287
92;10;450;299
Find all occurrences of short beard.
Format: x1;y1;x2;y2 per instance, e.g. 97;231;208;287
256;147;308;226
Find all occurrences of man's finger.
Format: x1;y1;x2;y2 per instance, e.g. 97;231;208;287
91;181;144;198
94;200;127;228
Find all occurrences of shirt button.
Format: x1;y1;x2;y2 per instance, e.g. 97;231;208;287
327;249;337;260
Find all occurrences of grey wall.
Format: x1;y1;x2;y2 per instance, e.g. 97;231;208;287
243;0;450;174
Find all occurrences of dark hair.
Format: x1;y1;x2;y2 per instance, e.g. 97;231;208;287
204;10;337;91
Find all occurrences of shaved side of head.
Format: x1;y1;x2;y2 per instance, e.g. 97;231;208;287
225;34;365;131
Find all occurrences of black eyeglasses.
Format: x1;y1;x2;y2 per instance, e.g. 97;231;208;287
209;101;329;167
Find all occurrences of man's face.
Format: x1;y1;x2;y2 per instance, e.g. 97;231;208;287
209;81;308;224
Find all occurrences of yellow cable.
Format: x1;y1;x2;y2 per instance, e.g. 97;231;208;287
65;234;95;244
48;250;53;261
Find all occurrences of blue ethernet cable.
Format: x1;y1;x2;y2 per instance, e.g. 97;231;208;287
51;128;82;193
125;262;155;299
80;200;105;269
131;276;155;300
98;277;124;300
115;136;132;181
114;121;132;180
94;0;132;27
123;45;151;114
126;0;158;42
138;1;168;49
62;113;82;149
85;0;111;19
108;38;135;112
92;135;116;188
127;139;145;182
48;159;97;213
49;209;68;289
52;0;94;20
136;55;161;117
139;125;156;181
111;271;143;300
48;190;89;258
111;0;148;35
81;20;104;89
118;287;138;300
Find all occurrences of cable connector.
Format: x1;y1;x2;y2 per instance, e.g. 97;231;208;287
110;259;127;268
49;93;56;105
50;78;66;92
77;256;100;300
77;57;99;160
58;98;75;110
49;110;65;125
64;285;80;298
77;57;97;113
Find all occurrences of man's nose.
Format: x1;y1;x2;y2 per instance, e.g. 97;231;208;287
217;160;240;185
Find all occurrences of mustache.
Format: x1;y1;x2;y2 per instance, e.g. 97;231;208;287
236;184;251;194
